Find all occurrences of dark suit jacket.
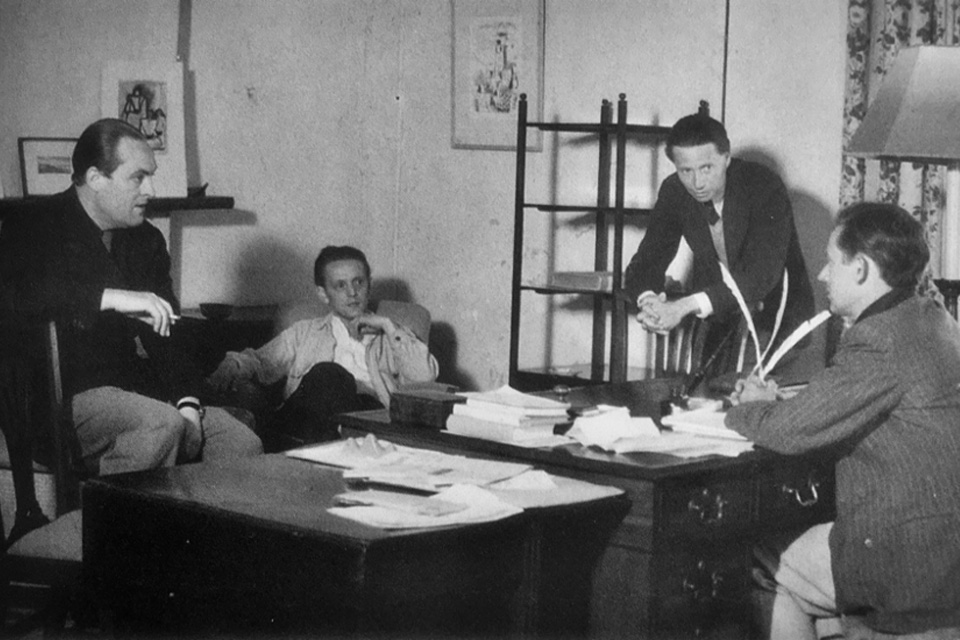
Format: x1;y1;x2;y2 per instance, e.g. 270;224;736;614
624;159;814;355
0;188;202;402
728;291;960;633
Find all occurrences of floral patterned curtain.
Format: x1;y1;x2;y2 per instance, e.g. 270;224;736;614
841;0;960;291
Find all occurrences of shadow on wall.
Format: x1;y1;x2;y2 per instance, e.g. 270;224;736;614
428;322;477;391
738;147;836;381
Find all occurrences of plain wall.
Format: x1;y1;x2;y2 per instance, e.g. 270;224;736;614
0;0;846;390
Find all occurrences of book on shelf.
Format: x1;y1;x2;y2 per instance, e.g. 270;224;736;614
452;402;567;427
547;271;613;292
445;413;558;442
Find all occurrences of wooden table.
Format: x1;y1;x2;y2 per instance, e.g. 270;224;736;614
338;380;837;639
82;454;628;638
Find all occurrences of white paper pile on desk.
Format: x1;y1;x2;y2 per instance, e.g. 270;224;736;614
444;385;573;448
566;404;753;458
288;434;622;529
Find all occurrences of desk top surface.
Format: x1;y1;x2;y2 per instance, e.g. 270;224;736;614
84;452;624;545
339;379;806;483
84;455;454;544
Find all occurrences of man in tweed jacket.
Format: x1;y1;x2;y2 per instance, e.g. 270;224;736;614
727;202;960;639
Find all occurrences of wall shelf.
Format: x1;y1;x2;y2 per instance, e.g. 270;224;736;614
0;195;235;219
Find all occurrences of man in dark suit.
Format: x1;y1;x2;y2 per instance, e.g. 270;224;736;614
623;113;814;375
0;119;262;475
728;202;960;639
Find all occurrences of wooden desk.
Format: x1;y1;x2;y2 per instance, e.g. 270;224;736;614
338;381;836;639
82;454;627;638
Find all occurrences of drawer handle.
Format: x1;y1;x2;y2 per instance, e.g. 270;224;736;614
683;559;723;602
687;488;726;524
781;476;820;507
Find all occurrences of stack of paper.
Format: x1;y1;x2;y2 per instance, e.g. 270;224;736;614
446;385;571;445
660;407;749;441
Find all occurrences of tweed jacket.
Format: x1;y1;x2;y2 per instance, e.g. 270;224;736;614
219;312;439;409
0;188;202;402
727;292;960;633
623;159;814;344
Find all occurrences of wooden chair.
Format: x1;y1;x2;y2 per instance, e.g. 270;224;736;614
0;319;84;635
653;315;707;377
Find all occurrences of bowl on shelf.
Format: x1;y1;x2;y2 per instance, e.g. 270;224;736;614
199;303;234;321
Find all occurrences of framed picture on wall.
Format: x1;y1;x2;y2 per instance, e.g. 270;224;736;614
100;60;187;197
451;0;544;151
18;137;77;196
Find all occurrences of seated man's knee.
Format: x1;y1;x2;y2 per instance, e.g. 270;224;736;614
299;362;358;395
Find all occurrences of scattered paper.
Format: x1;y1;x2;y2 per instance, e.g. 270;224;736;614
566;405;660;449
333;489;468;517
488;469;557;491
328;484;523;529
661;408;748;441
289;435;533;491
457;384;570;413
613;431;753;457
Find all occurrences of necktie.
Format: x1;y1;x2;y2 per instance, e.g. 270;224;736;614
703;200;719;225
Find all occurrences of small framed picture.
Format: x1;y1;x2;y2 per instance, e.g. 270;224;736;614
18;137;77;196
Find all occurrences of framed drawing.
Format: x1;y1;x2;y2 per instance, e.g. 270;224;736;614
101;60;187;197
18;137;77;196
451;0;544;151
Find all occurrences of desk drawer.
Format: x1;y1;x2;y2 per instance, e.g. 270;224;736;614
652;545;751;638
658;475;754;539
757;460;835;532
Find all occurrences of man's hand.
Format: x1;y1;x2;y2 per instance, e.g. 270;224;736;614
358;313;396;338
730;374;780;405
208;358;242;392
637;294;699;333
101;288;177;337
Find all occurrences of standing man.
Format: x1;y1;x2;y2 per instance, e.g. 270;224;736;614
0;118;262;475
624;112;814;374
728;203;960;639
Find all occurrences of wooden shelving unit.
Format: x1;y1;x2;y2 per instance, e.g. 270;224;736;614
509;93;670;391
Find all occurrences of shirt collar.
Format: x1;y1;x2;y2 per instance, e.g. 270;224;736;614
854;286;913;325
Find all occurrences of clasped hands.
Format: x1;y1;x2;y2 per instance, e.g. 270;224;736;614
729;374;780;405
636;293;693;334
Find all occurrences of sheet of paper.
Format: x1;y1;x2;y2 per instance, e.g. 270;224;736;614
334;490;469;517
457;384;570;412
660;408;749;441
328;484;523;529
487;473;624;508
566;406;660;449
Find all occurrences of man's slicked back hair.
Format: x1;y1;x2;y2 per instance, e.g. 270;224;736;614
71;118;148;186
835;202;929;289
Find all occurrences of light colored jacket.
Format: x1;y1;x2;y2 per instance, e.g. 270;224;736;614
220;312;439;408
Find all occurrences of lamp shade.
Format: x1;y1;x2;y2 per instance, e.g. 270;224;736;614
847;46;960;164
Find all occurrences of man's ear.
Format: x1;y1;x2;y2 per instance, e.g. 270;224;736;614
85;166;104;191
315;285;329;306
855;254;871;285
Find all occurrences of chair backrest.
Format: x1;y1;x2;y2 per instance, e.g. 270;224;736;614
653;315;707;377
0;319;80;544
